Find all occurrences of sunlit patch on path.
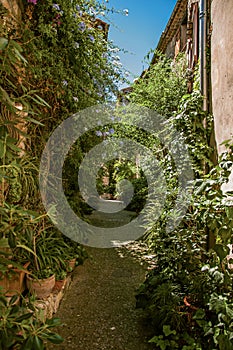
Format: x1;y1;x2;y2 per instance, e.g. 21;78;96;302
47;244;155;350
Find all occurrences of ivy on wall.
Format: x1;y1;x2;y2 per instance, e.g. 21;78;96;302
129;53;233;349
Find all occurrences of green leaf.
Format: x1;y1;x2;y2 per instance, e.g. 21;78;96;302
16;312;33;322
149;335;161;343
0;237;10;248
13;47;28;65
16;244;37;257
0;37;8;50
226;206;233;219
163;325;176;337
0;140;5;158
25;117;44;126
34;94;50;108
225;305;233;319
45;333;64;344
10;39;23;52
45;317;62;327
32;336;44;350
213;244;230;262
9;294;19;306
217;334;233;350
0;295;7;306
7;142;21;153
193;308;206;320
225;191;233;197
8;232;16;249
21;336;34;350
0;87;15;106
9;304;20;315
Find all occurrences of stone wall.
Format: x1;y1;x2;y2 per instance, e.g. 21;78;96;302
1;0;22;22
211;0;233;193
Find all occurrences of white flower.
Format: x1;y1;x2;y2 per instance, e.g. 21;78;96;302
89;7;96;16
53;4;60;11
112;60;122;67
123;9;129;16
74;42;80;49
109;47;120;53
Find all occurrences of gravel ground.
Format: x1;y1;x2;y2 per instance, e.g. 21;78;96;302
49;244;155;350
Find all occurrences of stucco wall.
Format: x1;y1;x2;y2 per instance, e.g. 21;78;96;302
211;0;233;154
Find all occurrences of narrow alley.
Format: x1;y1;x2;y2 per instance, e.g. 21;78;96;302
48;245;154;350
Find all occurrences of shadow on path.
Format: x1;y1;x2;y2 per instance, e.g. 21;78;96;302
49;246;154;350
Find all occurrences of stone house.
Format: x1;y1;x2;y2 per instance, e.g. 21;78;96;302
153;0;233;191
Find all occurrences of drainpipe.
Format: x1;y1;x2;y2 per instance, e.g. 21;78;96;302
200;0;216;249
199;0;208;111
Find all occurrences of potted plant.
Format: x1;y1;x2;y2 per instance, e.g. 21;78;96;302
25;235;56;299
25;230;73;299
0;258;30;297
63;237;87;272
0;208;37;297
0;292;64;349
54;269;68;292
66;256;77;272
26;269;56;300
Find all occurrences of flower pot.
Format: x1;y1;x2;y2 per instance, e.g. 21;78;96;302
53;278;66;292
26;274;55;299
0;262;30;297
66;258;76;271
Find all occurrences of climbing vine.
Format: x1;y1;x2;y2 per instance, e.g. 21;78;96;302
0;0;127;208
127;53;233;349
0;1;127;346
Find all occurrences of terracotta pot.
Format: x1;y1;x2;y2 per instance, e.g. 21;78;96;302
53;278;66;292
67;258;76;271
26;274;55;299
0;262;30;297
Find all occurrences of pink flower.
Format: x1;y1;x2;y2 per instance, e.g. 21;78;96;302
28;0;38;4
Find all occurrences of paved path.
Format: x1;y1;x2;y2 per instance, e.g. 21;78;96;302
85;209;137;228
50;245;154;350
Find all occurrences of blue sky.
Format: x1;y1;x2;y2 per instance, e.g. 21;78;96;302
105;0;177;87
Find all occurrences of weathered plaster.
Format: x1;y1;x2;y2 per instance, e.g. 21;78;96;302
211;0;233;193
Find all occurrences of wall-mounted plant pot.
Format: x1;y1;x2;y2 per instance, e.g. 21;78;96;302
26;274;55;299
0;262;30;297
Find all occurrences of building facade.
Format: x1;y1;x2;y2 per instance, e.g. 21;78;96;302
155;0;233;158
149;0;233;193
